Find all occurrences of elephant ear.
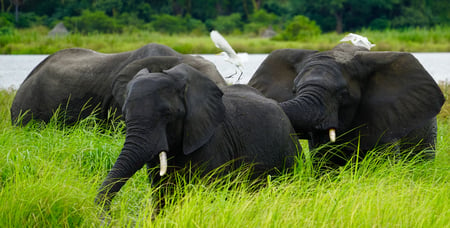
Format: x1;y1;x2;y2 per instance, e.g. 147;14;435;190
164;63;225;155
355;51;445;141
112;56;181;108
248;48;317;102
181;55;227;87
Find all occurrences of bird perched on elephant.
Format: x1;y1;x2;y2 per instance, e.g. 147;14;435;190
248;43;444;162
10;43;226;125
95;64;299;211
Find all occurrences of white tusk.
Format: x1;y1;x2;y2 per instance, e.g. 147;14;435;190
329;128;336;143
159;151;167;176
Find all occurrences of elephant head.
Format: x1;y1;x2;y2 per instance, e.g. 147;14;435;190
96;63;225;208
249;43;445;152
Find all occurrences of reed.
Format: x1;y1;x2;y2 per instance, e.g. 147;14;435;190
0;89;448;227
1;26;449;54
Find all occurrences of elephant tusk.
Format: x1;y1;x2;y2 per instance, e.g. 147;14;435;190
159;151;168;176
329;128;336;143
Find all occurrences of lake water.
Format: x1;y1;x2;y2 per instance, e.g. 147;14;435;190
0;53;449;89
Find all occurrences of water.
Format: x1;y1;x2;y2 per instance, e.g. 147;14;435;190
1;53;449;89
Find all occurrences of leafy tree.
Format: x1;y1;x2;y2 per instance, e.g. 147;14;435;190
274;15;321;41
291;0;346;33
4;0;449;33
249;9;278;24
0;11;13;25
392;6;431;28
208;13;243;34
151;14;187;34
117;12;145;30
0;0;5;12
21;0;90;25
184;15;207;34
369;17;391;30
15;12;46;28
428;0;450;25
11;0;24;22
94;0;123;17
63;10;120;34
189;0;220;21
0;12;13;34
244;9;278;35
135;3;153;22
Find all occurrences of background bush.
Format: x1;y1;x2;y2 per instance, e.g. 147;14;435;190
0;0;447;36
274;15;322;41
63;10;120;34
243;9;279;36
151;14;207;35
0;13;14;35
208;13;243;34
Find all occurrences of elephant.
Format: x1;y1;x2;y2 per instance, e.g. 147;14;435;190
95;63;299;210
248;43;445;163
10;43;226;126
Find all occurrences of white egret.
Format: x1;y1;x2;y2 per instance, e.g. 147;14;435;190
210;30;248;83
340;33;376;50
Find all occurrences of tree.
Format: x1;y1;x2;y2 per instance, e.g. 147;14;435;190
274;15;321;41
244;9;278;35
64;10;120;33
208;13;243;34
11;0;23;22
293;0;346;33
94;0;123;17
5;0;450;32
1;0;5;12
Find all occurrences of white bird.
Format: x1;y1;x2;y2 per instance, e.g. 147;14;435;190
210;30;248;83
340;33;376;50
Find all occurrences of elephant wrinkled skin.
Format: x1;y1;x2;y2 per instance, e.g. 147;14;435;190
96;64;299;210
11;43;226;125
248;43;444;162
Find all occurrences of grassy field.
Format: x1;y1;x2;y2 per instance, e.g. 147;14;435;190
0;85;449;227
1;26;449;54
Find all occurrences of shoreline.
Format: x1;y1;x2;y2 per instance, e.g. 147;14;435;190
1;27;449;54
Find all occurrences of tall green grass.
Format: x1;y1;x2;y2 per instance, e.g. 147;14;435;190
1;26;449;54
0;89;449;227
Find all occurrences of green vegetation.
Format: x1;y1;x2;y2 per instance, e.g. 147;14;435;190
1;1;448;226
0;85;449;226
1;1;448;54
4;0;449;35
1;26;449;54
273;15;322;41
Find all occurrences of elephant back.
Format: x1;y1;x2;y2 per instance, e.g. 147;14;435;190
181;55;226;87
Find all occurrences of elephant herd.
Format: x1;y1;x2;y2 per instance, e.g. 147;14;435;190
10;43;444;211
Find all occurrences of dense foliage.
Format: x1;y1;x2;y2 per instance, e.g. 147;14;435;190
0;88;449;226
1;26;449;54
0;0;448;38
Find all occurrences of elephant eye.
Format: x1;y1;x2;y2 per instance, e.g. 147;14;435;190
338;89;350;100
160;106;172;116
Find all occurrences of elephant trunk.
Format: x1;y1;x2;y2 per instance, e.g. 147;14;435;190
95;139;147;210
96;123;168;210
280;96;325;131
280;87;338;142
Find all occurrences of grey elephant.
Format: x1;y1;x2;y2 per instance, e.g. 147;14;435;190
11;43;226;125
248;43;444;163
95;64;299;210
